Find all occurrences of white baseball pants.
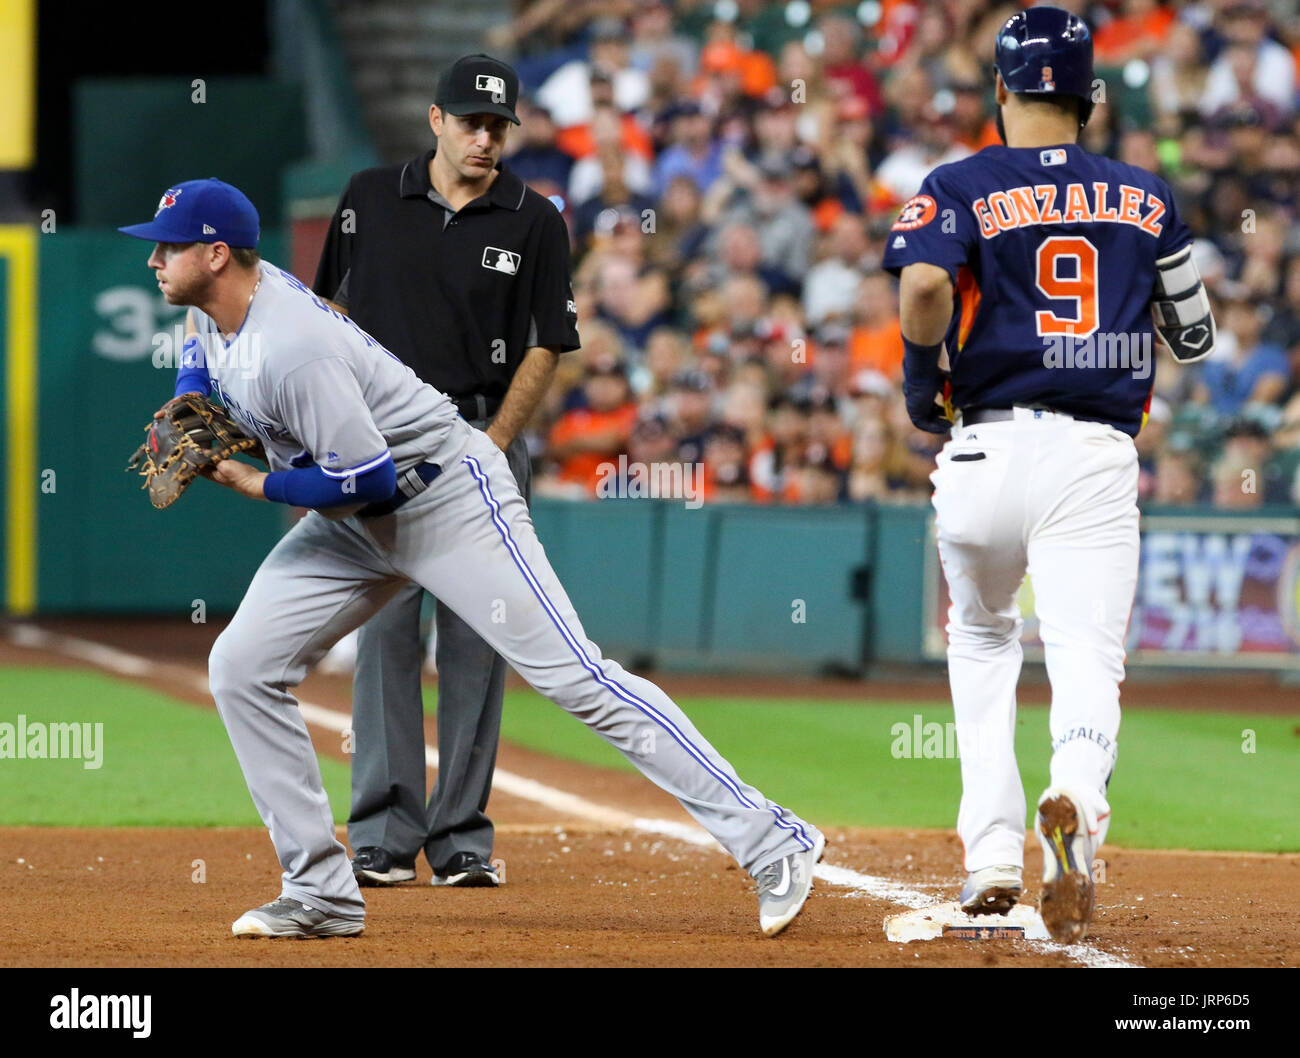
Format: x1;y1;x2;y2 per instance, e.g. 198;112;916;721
931;409;1139;871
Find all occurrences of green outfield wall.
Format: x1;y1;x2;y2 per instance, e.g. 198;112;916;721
8;232;1299;674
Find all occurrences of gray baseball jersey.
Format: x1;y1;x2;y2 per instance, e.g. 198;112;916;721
190;261;472;517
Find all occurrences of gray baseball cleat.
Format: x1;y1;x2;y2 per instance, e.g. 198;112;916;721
231;897;365;939
960;863;1023;916
1036;787;1098;944
754;832;827;937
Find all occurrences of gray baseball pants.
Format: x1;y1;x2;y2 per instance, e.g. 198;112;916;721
208;429;820;917
346;423;529;870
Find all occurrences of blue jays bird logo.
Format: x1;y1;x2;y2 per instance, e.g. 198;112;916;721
155;188;182;216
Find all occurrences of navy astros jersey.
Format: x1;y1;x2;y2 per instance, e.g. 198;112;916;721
883;143;1192;436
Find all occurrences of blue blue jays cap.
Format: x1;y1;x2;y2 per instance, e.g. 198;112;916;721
995;6;1095;127
117;178;260;248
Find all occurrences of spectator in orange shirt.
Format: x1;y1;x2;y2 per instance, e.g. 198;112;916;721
1093;0;1176;66
793;443;846;505
702;422;752;504
805;391;854;471
695;32;778;101
849;271;905;380
548;358;639;494
750;393;809;503
555;89;656;164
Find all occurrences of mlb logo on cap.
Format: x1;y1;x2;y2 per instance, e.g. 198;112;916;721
436;53;520;124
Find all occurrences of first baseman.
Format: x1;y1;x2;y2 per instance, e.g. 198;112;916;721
883;7;1215;942
118;178;825;939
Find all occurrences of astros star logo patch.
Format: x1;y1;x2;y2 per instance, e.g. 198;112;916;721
891;195;938;232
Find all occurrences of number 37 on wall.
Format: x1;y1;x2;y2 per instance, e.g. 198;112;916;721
1034;235;1099;338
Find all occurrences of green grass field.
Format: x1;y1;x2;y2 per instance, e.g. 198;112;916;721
0;667;351;826
1;665;1296;852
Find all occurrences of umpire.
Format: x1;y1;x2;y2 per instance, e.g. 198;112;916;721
313;54;581;887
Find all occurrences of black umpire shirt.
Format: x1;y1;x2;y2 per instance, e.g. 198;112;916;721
313;147;581;409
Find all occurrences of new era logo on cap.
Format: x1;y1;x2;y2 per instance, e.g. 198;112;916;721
202;223;216;235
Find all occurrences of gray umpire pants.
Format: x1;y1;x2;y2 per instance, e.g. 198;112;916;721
346;421;529;870
208;428;819;918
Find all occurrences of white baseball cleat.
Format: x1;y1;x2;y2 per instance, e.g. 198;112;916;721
1036;787;1098;944
960;863;1023;916
755;832;827;937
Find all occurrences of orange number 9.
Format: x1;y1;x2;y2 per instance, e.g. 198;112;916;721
1035;236;1099;337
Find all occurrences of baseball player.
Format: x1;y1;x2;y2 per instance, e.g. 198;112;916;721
118;177;825;939
883;7;1215;943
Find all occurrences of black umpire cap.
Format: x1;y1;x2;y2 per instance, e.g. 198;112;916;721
436;54;521;125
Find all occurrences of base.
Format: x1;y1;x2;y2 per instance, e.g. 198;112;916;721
884;901;1051;943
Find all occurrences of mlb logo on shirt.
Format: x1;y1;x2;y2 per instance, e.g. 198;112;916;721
1040;148;1067;166
476;74;506;98
483;247;520;275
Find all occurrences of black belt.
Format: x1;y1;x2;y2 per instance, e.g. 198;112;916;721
451;394;501;422
961;406;1071;425
357;461;442;518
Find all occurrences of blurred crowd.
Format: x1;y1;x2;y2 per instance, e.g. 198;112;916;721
488;0;1300;508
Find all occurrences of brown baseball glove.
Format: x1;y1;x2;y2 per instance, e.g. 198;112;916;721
125;392;263;509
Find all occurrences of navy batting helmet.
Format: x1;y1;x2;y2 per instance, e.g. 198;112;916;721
994;6;1095;128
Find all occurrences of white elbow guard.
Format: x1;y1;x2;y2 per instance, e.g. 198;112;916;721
1152;245;1216;363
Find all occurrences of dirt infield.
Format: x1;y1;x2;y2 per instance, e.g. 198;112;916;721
1;617;1297;968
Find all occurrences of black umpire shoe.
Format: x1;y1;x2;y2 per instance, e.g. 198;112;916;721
351;846;417;887
431;851;500;887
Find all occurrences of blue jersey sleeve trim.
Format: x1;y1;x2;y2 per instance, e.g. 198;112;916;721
263;458;397;508
319;451;394;479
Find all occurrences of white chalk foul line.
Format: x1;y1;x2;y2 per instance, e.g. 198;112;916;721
5;623;1137;967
